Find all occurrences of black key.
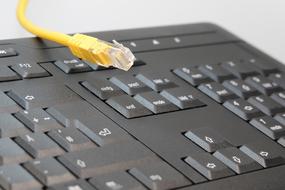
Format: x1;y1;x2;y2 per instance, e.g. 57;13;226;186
0;165;42;190
0;91;20;113
271;91;285;107
11;63;49;79
221;61;259;79
248;58;279;75
48;179;95;190
278;137;285;147
248;95;284;115
250;116;285;140
24;157;75;186
0;113;29;138
160;87;205;109
110;75;151;95
81;79;124;100
213;147;262;174
198;64;234;82
240;141;285;167
48;127;95;152
86;59;145;71
58;141;157;178
134;91;178;114
54;59;91;73
136;72;177;91
184;152;234;180
106;95;152;118
7;84;81;109
0;138;31;165
0;66;20;82
245;76;282;95
223;99;263;120
0;48;18;58
15;108;62;132
274;113;285;125
184;127;230;152
129;161;190;190
268;72;285;88
89;172;147;190
223;79;259;99
15;133;64;158
173;67;212;86
198;82;237;103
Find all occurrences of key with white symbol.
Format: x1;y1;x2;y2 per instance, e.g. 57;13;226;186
49;179;95;190
54;59;91;73
185;152;234;180
11;62;49;79
245;76;282;95
173;67;212;86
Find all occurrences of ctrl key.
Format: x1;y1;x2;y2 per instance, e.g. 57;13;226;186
106;95;152;118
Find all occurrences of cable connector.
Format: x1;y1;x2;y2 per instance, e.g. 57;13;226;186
68;34;135;71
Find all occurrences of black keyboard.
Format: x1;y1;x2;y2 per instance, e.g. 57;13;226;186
0;23;284;190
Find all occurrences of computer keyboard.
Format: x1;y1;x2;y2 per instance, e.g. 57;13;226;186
0;23;284;190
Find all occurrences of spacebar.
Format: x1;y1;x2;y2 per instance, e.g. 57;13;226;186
181;165;285;190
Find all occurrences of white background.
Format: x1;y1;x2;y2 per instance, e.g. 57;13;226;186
1;0;285;63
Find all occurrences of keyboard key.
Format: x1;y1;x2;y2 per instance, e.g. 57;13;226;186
15;133;64;158
213;147;262;174
184;127;230;152
278;137;285;147
58;141;157;178
268;73;285;88
48;128;95;152
136;72;177;91
223;79;259;99
11;63;49;79
274;113;285;125
198;64;234;82
0;138;31;165
106;95;152;118
86;59;145;71
198;82;237;103
134;91;178;114
129;161;190;190
0;66;20;82
184;152;234;180
250;116;285;140
15;108;62;132
240;141;285;167
0;165;42;190
7;84;81;109
24;157;75;186
81;79;124;100
54;59;91;73
245;76;282;95
0;114;29;138
248;58;279;75
271;91;285;107
110;75;151;95
173;67;212;86
221;61;259;79
48;179;95;190
0;48;18;58
89;172;147;190
223;99;263;120
248;95;284;115
0;92;20;113
160;87;205;109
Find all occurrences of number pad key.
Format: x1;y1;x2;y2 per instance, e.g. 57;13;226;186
198;82;237;103
198;64;234;82
221;61;259;79
245;76;282;95
173;67;212;86
223;79;259;99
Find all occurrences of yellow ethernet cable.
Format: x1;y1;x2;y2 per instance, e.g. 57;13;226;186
17;0;135;71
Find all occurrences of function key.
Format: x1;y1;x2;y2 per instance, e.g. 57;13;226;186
278;137;285;147
223;99;263;121
184;127;231;152
198;64;235;82
184;152;234;180
248;58;279;75
81;79;124;100
245;76;282;95
110;75;151;95
213;147;262;174
106;95;152;118
223;79;259;99
274;113;285;125
268;73;285;88
0;48;18;58
0;65;20;82
221;61;259;79
173;67;212;86
136;72;177;91
54;59;92;73
248;95;284;116
271;91;285;107
11;63;49;79
160;87;205;109
198;82;237;103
